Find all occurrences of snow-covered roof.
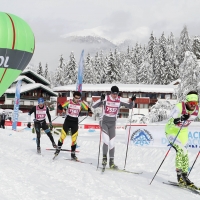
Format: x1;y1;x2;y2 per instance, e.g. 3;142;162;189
5;83;57;96
14;75;35;84
53;84;176;93
21;69;50;85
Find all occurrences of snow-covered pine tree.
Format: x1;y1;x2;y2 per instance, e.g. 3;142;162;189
192;36;200;59
37;62;44;76
104;51;118;83
146;32;156;84
113;48;121;83
64;52;77;85
165;32;179;83
83;53;94;84
54;55;65;86
147;32;155;60
99;51;106;83
175;51;200;101
159;33;168;85
121;57;136;84
152;38;162;84
93;52;102;84
138;46;153;84
132;43;143;83
44;63;49;79
101;56;108;83
177;26;192;65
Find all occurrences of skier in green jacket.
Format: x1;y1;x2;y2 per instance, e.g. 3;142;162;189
165;91;199;188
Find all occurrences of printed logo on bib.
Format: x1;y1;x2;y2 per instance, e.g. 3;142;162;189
67;101;81;118
105;107;118;114
107;102;118;106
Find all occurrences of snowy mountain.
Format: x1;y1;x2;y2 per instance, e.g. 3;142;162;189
61;27;136;57
1;118;200;200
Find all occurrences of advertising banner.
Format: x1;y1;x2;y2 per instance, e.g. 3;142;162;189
126;124;200;149
12;80;22;130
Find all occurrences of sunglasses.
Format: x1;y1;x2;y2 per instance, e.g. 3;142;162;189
187;101;198;106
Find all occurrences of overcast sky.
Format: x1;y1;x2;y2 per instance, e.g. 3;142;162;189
2;0;200;71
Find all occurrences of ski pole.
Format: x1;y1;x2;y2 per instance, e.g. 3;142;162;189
97;104;104;170
78;115;88;124
51;116;59;122
187;150;200;177
123;107;134;170
96;120;102;170
149;120;186;185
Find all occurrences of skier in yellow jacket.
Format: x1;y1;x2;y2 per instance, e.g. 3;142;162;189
165;91;199;188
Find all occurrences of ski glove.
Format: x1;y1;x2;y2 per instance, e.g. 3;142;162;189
173;114;190;124
27;122;31;128
181;114;190;121
49;122;53;131
131;94;136;101
88;111;93;117
101;93;105;101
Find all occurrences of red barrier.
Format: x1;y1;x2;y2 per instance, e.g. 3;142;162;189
5;121;22;126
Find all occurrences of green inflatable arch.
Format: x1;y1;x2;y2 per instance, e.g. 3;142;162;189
0;12;35;97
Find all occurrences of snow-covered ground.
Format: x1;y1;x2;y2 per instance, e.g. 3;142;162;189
0;120;200;200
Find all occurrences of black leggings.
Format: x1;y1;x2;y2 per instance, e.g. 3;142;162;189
34;120;55;147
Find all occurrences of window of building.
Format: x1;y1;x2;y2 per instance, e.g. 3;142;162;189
136;94;140;97
157;94;161;99
122;93;128;98
150;93;157;99
165;94;171;99
30;101;34;105
66;91;70;97
141;93;146;97
20;101;24;105
88;92;91;97
82;92;86;97
128;93;133;98
91;92;101;96
161;94;165;99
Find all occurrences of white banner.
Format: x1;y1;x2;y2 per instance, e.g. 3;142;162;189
126;124;200;149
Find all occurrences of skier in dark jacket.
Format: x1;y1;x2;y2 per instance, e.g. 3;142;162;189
0;110;7;129
92;86;136;169
54;91;93;160
28;97;57;153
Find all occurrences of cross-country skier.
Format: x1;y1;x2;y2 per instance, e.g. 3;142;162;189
54;91;93;160
28;97;57;153
92;86;136;169
165;91;199;188
0;110;7;129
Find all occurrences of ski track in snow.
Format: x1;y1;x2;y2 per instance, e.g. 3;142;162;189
0;128;200;200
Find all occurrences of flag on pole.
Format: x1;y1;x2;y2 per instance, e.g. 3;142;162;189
76;50;84;93
12;80;22;131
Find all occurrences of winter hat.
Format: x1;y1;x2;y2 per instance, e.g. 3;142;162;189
38;97;44;104
111;86;119;94
186;94;198;102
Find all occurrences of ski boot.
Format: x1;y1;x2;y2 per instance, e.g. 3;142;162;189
102;155;107;167
71;152;78;160
109;158;118;170
52;142;57;148
54;146;61;156
181;173;198;189
177;169;185;185
37;146;41;154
